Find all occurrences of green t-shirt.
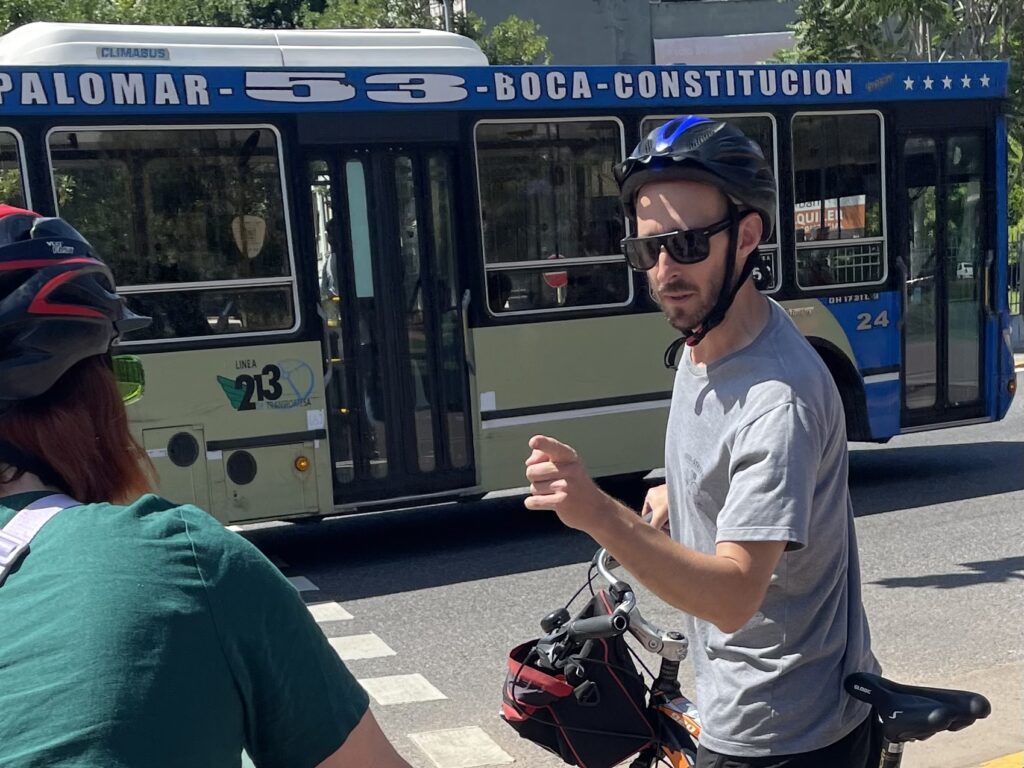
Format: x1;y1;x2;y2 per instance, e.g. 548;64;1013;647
0;492;369;768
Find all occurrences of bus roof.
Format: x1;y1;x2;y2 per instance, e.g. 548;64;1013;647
0;22;489;67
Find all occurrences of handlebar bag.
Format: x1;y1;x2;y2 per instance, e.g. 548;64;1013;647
500;590;655;768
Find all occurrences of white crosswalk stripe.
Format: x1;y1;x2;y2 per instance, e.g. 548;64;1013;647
307;601;353;622
409;726;514;768
328;632;396;661
359;673;447;705
287;575;319;592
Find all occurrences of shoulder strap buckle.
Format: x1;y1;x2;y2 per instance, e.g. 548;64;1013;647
0;528;29;569
0;494;80;587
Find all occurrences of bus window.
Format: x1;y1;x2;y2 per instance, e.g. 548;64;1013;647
792;112;885;289
428;154;471;470
394;155;437;473
308;160;356;483
0;131;27;209
48;126;296;341
904;136;938;410
475;119;631;314
945;135;984;404
53;157;136;278
641;114;780;292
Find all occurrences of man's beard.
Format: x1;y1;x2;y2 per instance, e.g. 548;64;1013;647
650;271;723;333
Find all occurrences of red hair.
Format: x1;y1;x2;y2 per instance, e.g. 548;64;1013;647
0;355;155;503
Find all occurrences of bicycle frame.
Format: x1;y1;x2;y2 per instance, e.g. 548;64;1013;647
649;696;700;767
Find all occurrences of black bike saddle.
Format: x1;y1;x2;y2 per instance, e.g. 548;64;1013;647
845;673;991;743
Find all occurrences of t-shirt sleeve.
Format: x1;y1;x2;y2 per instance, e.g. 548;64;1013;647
182;509;369;768
716;401;822;550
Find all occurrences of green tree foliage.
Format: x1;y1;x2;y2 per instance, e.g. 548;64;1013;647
0;0;550;63
0;0;255;30
1010;172;1024;230
469;14;550;66
307;1;549;64
785;0;1024;226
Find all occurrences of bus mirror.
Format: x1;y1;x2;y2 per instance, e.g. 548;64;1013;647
232;215;267;259
112;355;146;405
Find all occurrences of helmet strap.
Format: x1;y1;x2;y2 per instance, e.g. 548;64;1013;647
663;203;759;368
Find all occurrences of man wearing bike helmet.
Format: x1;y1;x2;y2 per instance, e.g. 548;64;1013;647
525;117;881;767
0;205;411;768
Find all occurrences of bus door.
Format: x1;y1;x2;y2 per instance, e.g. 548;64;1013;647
898;129;989;427
307;148;475;502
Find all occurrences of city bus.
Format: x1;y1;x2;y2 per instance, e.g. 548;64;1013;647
0;22;1015;523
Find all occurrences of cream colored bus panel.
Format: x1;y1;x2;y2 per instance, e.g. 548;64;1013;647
125;340;333;522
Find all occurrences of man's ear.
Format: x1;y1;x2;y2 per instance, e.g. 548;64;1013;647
737;212;764;267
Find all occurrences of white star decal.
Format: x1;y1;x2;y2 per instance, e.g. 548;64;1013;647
903;76;915;90
942;76;953;89
961;74;972;88
923;76;934;90
980;74;991;87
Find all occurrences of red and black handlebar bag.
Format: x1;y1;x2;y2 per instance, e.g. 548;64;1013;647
500;591;655;768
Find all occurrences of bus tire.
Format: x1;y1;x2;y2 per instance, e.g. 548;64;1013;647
810;341;874;443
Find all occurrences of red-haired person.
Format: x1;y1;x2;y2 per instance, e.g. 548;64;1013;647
0;206;410;768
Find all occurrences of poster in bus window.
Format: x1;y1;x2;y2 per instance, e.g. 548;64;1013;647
794;195;867;241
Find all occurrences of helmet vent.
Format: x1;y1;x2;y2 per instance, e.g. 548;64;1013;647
674;122;723;154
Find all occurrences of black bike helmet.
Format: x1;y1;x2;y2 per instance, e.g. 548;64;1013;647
615;116;778;355
0;205;150;403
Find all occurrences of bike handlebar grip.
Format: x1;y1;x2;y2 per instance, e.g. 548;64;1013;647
567;613;628;641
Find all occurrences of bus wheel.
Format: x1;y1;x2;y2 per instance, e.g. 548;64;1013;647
813;344;872;442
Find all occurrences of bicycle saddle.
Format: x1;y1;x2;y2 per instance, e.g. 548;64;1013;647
845;673;991;743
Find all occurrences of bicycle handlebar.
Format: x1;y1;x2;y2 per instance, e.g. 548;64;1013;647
533;548;689;673
590;548;689;661
567;612;630;641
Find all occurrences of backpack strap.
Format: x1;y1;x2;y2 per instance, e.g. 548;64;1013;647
0;494;80;587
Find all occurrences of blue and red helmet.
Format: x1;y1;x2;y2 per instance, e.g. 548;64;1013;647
0;205;150;402
615;116;777;241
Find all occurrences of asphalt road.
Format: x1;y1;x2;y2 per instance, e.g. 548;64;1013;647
242;377;1023;768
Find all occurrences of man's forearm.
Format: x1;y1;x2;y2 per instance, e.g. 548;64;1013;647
587;495;761;633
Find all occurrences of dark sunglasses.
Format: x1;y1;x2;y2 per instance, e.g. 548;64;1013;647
620;214;734;272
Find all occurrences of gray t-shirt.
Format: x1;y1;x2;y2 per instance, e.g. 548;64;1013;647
666;299;879;757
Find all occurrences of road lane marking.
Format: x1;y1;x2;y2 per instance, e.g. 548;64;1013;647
288;575;318;592
980;753;1023;768
307;601;353;622
409;726;513;768
359;674;447;705
328;633;396;661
